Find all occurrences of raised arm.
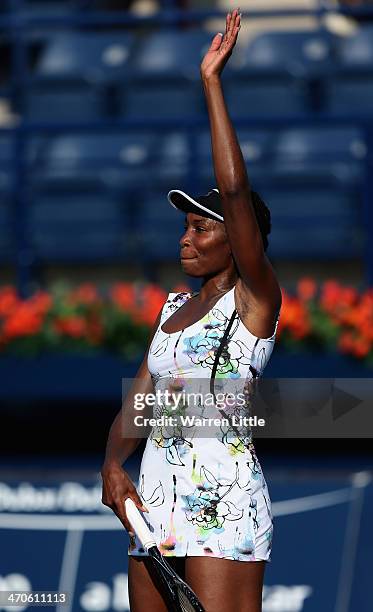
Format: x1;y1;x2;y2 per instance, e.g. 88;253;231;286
200;9;282;324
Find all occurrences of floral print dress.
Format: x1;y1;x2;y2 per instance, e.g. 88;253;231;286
128;286;280;562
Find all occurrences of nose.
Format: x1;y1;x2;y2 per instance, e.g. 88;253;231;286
179;228;191;249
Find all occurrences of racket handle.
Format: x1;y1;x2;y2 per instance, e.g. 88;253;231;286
125;497;157;551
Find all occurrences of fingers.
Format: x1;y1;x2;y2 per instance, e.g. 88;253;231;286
209;32;223;52
225;11;231;38
221;8;241;50
100;469;149;539
116;493;148;536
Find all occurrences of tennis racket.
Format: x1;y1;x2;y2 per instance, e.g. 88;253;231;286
125;497;205;612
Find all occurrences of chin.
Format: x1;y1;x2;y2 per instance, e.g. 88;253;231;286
180;261;203;277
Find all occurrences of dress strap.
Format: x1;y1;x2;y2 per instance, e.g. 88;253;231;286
160;291;192;324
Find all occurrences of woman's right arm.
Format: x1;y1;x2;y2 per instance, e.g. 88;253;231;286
100;306;163;534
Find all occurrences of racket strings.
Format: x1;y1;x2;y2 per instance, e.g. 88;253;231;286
151;549;205;612
177;587;203;612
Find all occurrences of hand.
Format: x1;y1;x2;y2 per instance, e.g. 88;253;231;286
101;461;148;539
200;8;241;81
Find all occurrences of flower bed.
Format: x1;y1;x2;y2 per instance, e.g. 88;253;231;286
0;278;372;368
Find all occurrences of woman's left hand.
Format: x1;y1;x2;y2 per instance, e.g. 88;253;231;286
200;8;241;81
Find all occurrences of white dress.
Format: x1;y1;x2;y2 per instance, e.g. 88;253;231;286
128;285;280;562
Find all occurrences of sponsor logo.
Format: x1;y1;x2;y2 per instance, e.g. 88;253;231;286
0;482;106;514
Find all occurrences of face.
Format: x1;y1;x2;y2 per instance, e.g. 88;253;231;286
179;212;233;277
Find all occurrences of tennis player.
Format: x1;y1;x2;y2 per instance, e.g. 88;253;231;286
101;8;282;611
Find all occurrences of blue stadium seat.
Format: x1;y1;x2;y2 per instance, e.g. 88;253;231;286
328;27;373;115
224;79;308;118
26;31;135;120
233;30;335;76
272;127;366;182
136;190;183;261
32;132;158;191
0;195;12;260
337;26;373;70
120;85;204;120
118;29;211;119
22;1;76;16
225;30;335;116
34;32;135;82
25;88;104;121
156;131;192;186
261;186;363;259
0;135;13;260
29;186;130;260
328;79;373;116
130;30;212;79
0;134;13;189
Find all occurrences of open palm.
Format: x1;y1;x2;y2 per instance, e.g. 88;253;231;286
201;8;241;80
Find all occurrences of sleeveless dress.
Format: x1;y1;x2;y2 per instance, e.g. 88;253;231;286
128;285;280;562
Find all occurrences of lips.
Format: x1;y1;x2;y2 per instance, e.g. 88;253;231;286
180;254;197;260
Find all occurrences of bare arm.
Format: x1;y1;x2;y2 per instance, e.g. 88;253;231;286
201;10;282;315
102;344;156;468
100;307;163;534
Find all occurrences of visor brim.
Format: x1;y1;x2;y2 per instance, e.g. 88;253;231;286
167;189;224;222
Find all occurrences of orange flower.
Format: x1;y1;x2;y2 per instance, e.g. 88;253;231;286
297;277;317;301
29;291;53;315
141;285;167;306
2;303;44;339
338;332;356;354
86;315;104;344
110;283;136;313
279;293;311;340
320;280;342;313
54;316;87;338
351;336;371;358
69;283;100;305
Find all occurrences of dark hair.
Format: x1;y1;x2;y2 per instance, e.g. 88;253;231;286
251;190;271;252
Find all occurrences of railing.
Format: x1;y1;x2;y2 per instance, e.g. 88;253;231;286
1;0;373;295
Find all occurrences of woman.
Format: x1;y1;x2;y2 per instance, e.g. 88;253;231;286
101;9;282;611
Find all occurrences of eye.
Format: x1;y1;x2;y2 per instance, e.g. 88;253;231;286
195;226;206;233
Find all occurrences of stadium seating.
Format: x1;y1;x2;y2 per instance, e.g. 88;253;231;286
0;135;13;260
263;186;364;259
127;29;212;80
27;130;164;260
31;131;158;190
232;29;335;76
0;194;12;260
25;31;136;120
136;189;183;261
261;126;365;259
29;185;130;260
336;25;373;68
328;26;373;115
2;12;372;273
156;131;192;186
271;126;367;182
34;31;135;82
328;79;373;115
225;29;336;116
118;29;212;119
21;1;77;16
